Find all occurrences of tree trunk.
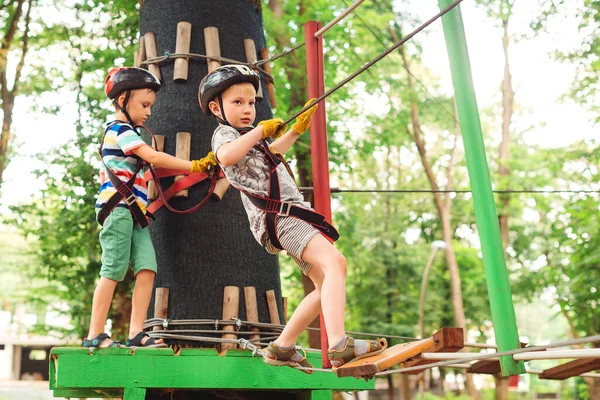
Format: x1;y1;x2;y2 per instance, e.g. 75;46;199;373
141;0;283;337
495;376;509;400
497;19;514;255
0;0;29;189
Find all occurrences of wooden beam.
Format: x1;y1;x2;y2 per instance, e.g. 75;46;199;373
147;135;164;200
220;286;240;353
335;327;463;378
243;286;261;343
260;48;277;108
152;288;169;332
173;21;192;82
204;27;221;73
174;132;191;197
143;32;161;80
468;359;501;375
244;39;263;98
266;290;280;325
540;358;600;380
401;327;464;374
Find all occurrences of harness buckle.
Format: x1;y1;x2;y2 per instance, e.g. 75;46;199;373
124;193;137;206
278;201;291;217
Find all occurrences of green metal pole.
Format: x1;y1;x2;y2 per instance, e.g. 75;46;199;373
437;0;525;376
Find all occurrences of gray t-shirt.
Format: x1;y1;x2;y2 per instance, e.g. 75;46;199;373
211;125;312;244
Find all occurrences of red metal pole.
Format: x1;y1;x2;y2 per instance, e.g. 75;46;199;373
304;20;333;368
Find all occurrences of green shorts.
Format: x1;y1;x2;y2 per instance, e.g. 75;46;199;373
95;207;157;281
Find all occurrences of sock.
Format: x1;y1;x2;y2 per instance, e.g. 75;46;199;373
329;335;348;351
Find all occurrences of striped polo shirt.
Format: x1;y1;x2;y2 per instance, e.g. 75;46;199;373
95;122;148;213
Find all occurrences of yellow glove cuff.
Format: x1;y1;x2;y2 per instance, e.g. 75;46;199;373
258;118;288;139
191;152;217;173
291;99;318;135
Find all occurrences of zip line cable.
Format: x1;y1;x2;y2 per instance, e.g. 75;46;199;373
339;0;459;124
279;0;466;127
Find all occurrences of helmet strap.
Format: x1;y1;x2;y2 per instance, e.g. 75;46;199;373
114;90;134;125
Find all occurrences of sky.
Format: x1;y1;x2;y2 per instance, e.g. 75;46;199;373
0;0;597;213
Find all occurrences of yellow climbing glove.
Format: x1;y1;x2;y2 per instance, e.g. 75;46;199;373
191;152;217;173
291;99;318;134
258;118;288;139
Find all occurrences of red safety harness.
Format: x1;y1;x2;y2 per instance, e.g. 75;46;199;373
97;121;220;227
241;138;339;250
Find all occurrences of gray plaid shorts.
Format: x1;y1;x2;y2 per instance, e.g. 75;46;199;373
261;216;321;275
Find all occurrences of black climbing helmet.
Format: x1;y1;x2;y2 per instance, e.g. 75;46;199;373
104;67;161;100
198;65;260;116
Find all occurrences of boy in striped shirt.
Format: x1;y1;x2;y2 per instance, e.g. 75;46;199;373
85;67;209;349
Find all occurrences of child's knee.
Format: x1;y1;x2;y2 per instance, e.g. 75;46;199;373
135;269;156;281
324;252;347;276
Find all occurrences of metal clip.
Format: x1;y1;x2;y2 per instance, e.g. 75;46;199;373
162;319;169;329
125;193;137;206
278;201;291;217
215;319;219;330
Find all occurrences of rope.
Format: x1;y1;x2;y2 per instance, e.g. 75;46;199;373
279;0;465;127
377;334;600;376
299;187;600;195
140;42;305;82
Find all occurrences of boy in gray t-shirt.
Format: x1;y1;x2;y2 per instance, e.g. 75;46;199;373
200;65;387;372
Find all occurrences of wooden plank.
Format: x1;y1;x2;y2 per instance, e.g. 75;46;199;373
136;35;146;67
211;177;230;201
243;286;261;343
174;21;192;82
147;135;164;200
401;327;464;374
540;358;600;380
204;27;221;73
174;132;191;197
220;286;239;353
152;287;169;331
244;38;263;98
336;338;434;378
266;289;280;325
51;347;374;391
468;359;501;375
335;327;463;378
260;48;277;108
143;32;161;80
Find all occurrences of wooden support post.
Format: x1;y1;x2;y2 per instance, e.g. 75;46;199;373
147;135;164;201
136;36;146;68
244;39;263;98
336;327;463;378
221;286;240;353
401;327;464;374
144;32;161;80
540;358;600;380
282;296;288;324
211;177;230;201
243;286;261;343
174;132;191;197
266;290;280;325
204;27;221;73
260;48;277;108
174;21;192;82
134;50;139;67
153;288;169;331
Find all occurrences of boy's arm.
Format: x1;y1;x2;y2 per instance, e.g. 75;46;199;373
132;144;193;171
268;128;301;155
216;126;264;167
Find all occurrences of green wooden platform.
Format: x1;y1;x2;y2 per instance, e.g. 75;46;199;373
49;347;373;399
